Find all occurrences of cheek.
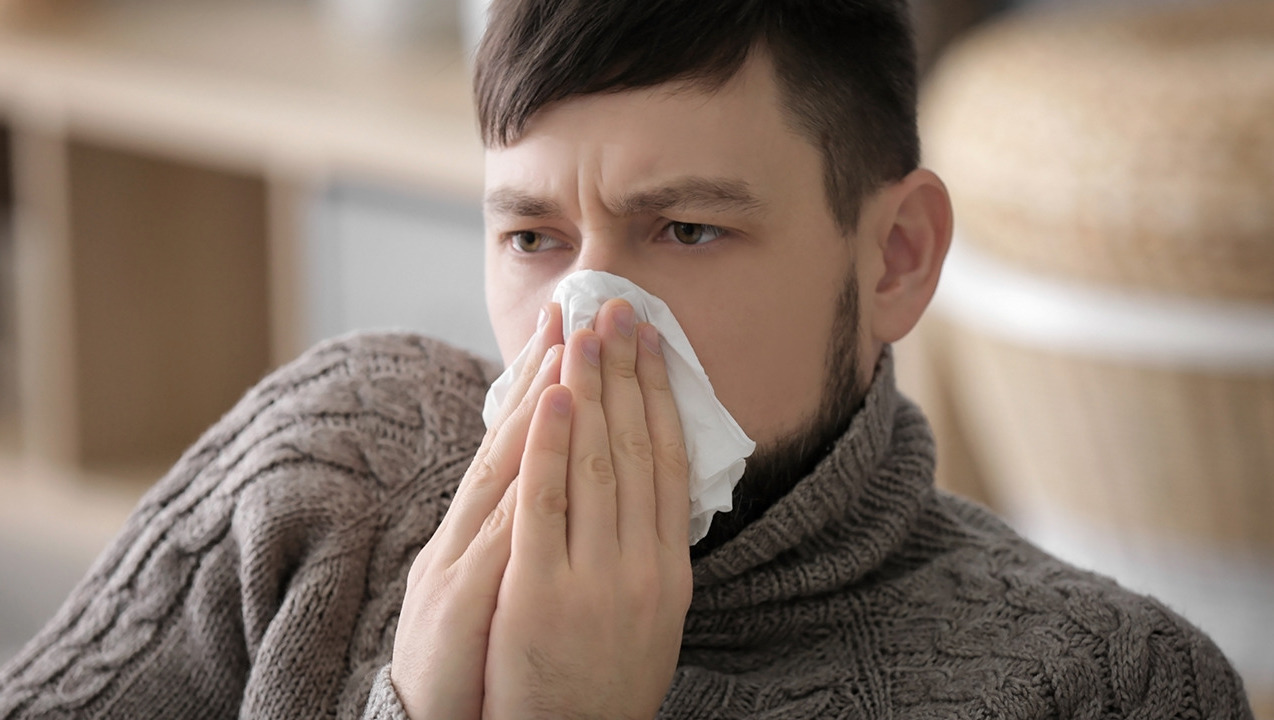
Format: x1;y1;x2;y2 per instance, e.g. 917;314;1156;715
485;258;555;365
672;279;839;447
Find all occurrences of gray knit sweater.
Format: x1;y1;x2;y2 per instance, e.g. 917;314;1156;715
0;333;1252;719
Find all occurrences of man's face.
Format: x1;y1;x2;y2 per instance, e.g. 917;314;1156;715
483;54;865;451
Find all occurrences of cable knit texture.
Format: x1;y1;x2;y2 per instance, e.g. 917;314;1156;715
0;332;1253;719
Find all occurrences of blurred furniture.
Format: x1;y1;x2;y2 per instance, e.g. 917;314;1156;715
0;0;483;473
906;1;1273;713
309;180;494;361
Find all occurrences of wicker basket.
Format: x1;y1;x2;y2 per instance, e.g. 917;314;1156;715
899;304;1274;715
922;1;1274;301
925;317;1274;555
909;2;1274;713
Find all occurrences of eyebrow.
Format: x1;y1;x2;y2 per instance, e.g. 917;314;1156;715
484;176;765;220
484;188;564;219
613;177;765;217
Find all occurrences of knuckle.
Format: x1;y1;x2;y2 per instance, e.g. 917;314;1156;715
614;429;654;466
539;442;572;464
405;545;433;591
517;350;544;385
534;484;569;515
582;453;617;484
501;392;536;430
577;378;603;403
659;440;690;477
640;361;673;393
624;564;661;600
467;453;500;488
609;355;638;381
623;563;676;618
670;560;694;610
480;496;514;538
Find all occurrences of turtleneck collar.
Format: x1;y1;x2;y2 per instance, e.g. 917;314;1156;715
686;349;937;611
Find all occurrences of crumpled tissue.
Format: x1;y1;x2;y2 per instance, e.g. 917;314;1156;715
482;270;756;545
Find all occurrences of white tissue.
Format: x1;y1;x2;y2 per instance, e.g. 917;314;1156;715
482;270;756;545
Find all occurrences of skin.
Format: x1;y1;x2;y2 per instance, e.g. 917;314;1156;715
391;49;953;718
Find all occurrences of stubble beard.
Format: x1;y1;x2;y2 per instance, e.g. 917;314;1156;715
691;273;868;559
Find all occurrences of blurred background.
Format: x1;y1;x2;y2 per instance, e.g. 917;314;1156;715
0;0;1269;713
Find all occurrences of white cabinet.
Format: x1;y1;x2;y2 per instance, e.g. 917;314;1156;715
308;182;497;362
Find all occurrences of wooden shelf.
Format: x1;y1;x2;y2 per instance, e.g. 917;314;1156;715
0;1;484;196
0;1;485;473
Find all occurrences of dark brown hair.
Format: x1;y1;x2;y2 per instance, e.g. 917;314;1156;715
474;0;920;229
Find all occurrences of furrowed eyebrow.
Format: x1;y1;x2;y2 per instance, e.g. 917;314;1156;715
613;177;765;217
484;188;564;219
484;176;765;220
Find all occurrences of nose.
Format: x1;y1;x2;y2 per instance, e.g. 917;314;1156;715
573;229;634;280
565;228;671;316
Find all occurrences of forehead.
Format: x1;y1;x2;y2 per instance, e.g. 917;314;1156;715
483;54;821;200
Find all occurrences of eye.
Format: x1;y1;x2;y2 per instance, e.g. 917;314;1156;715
508;231;562;253
667;222;726;246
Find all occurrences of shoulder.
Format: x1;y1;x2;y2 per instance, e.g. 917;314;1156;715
246;330;497;428
168;333;498;664
0;333;501;715
882;492;1253;718
135;331;498;544
205;331;496;484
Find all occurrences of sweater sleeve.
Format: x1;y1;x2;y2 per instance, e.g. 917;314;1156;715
363;665;411;720
0;354;283;719
0;333;493;720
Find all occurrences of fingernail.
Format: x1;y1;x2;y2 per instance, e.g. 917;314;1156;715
581;335;601;366
537;306;549;331
614;305;635;337
540;345;559;371
550;388;571;415
639;324;662;355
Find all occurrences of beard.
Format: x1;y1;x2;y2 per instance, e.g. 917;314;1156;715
691;273;869;558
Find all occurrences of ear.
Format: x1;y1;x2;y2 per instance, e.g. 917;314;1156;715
864;168;953;345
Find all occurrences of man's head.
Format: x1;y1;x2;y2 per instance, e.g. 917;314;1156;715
476;0;921;232
475;0;952;540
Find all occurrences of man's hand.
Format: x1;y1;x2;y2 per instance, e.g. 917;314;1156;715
482;299;694;720
389;305;566;720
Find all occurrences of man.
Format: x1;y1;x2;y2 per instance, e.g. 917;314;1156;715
0;0;1253;718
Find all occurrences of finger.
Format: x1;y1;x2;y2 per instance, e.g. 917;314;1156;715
394;474;518;720
446;301;562;515
561;328;619;568
595;300;657;554
435;343;563;562
488;302;565;431
512;384;573;573
433;301;561;544
636;323;690;548
453;469;518;593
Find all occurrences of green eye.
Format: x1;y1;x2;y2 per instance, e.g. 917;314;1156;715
511;231;545;252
